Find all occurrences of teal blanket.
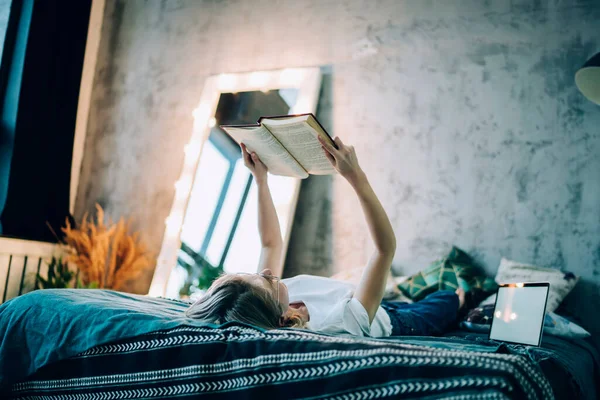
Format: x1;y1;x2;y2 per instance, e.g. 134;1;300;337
2;289;595;398
0;289;208;387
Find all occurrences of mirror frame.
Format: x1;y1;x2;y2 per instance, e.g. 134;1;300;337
148;67;322;297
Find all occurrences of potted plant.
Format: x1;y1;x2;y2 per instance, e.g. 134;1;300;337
60;204;151;291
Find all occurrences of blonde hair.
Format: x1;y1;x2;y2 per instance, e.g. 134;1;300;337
185;274;305;329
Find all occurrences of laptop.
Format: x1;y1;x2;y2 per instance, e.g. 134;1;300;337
489;282;550;347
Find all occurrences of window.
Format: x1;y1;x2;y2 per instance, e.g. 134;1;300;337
166;89;297;299
175;129;252;296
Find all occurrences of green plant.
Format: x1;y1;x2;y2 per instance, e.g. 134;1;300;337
178;257;223;297
36;256;98;289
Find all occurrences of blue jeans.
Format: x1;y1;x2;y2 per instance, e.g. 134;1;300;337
381;291;459;336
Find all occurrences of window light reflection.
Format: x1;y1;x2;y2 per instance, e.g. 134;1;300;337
249;71;269;87
218;74;237;91
180;141;229;252
279;68;303;86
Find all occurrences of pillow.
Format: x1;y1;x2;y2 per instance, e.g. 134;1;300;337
493;258;578;312
461;304;590;339
397;247;497;302
386;276;413;302
544;312;590;338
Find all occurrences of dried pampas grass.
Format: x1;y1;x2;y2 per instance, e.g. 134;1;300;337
62;204;151;291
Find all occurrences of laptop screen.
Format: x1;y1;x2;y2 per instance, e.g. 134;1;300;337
489;283;549;346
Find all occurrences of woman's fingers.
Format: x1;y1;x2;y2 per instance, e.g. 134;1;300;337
240;144;269;179
322;146;336;165
251;152;269;172
241;143;249;158
318;135;338;155
333;136;344;149
251;152;263;165
240;143;253;167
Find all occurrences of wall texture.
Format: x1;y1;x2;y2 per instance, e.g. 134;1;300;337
77;0;600;338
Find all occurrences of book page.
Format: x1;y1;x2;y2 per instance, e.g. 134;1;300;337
221;125;308;179
261;121;337;175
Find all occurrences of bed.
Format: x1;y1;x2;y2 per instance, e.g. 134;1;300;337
1;289;597;399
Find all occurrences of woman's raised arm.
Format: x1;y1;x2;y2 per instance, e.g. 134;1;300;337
240;143;283;276
319;136;397;323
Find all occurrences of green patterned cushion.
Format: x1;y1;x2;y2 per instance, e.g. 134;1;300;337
397;247;498;301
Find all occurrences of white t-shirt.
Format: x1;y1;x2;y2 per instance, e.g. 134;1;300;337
282;275;392;337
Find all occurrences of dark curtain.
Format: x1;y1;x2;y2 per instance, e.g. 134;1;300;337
0;0;92;242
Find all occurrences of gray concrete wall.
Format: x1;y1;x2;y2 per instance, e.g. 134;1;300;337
77;0;600;338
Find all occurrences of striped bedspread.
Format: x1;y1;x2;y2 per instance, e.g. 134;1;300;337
9;324;553;400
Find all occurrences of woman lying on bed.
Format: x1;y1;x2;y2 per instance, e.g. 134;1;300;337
186;137;465;337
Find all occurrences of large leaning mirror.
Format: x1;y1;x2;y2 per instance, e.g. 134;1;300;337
149;68;322;299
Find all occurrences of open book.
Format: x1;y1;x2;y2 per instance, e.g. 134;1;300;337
220;113;337;179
